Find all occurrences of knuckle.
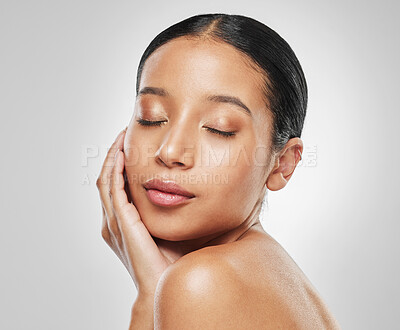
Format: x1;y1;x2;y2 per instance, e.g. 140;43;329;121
101;226;110;242
97;176;110;188
109;185;118;198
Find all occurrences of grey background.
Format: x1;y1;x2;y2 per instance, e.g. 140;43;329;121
1;0;399;329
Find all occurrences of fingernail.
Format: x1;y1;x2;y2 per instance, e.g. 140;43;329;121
115;148;120;160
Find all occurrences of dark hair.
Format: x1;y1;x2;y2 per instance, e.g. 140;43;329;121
135;13;307;153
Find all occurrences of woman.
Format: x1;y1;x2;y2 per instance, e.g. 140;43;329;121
96;13;340;329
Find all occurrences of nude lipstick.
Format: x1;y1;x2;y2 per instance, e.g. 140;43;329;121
143;178;195;207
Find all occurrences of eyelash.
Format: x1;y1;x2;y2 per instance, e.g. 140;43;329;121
136;119;166;127
136;119;236;138
204;127;236;138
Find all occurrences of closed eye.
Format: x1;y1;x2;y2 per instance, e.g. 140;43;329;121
136;119;167;127
205;127;236;138
136;119;236;138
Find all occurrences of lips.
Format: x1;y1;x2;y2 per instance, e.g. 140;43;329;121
143;179;195;197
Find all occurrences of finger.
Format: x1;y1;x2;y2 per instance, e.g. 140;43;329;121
97;127;127;189
110;149;169;271
110;148;139;220
97;128;127;218
105;148;131;244
97;128;127;244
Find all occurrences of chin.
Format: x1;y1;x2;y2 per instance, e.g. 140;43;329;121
143;219;190;241
139;213;214;242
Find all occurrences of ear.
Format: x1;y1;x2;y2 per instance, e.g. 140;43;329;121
266;138;303;191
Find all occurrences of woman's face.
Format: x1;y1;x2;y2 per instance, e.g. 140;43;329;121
124;36;274;241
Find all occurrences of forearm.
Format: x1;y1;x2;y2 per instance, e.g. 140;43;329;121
129;295;154;330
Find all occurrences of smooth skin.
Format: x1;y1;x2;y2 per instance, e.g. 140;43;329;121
97;36;340;329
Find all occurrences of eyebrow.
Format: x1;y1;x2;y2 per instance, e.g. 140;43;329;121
137;86;252;116
138;86;169;97
206;94;252;116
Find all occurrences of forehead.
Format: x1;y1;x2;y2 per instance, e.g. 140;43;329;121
139;37;268;113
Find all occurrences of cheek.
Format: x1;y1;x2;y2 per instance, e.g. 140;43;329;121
124;130;158;170
203;142;266;219
214;163;261;213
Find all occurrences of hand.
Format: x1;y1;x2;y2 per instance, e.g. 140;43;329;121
96;128;172;298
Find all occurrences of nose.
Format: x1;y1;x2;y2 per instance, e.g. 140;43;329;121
154;122;195;170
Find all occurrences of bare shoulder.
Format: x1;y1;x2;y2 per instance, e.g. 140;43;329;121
154;227;340;329
154;244;246;329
